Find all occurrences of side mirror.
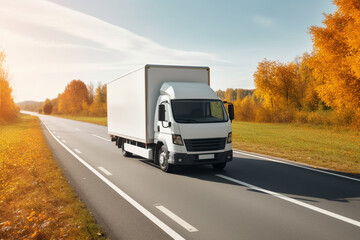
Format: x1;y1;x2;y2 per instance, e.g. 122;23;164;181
158;104;166;121
228;104;234;121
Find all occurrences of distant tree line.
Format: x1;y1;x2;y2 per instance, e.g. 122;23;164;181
32;80;107;117
218;0;360;128
0;50;18;123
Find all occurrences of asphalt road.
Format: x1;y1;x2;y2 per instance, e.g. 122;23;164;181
26;112;360;240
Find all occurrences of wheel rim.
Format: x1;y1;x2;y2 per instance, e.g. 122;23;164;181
159;150;167;168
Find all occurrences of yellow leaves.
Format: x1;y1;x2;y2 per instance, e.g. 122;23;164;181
0;50;18;122
58;80;89;114
309;0;360;126
0;115;105;239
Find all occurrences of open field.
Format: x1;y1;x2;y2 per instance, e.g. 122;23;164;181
232;121;360;174
0;115;106;239
52;114;360;174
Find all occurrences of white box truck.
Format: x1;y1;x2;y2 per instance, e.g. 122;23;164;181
107;64;234;172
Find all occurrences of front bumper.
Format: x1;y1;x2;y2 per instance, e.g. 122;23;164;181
171;150;232;165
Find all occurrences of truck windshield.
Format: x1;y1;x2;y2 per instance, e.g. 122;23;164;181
171;99;228;123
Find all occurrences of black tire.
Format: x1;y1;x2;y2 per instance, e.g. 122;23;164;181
121;139;132;157
212;162;227;170
158;145;173;173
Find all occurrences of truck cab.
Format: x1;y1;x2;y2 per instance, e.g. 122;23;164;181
154;82;233;172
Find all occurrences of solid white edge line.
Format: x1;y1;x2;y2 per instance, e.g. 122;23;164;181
74;149;81;154
233;150;360;182
155;205;198;232
216;174;360;228
92;134;111;142
98;167;113;176
40;120;185;240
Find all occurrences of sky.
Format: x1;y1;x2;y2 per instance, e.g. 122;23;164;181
0;0;336;102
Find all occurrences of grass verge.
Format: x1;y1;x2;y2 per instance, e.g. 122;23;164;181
232;121;360;174
0;114;107;239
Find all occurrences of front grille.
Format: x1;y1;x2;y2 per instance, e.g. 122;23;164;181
184;138;226;152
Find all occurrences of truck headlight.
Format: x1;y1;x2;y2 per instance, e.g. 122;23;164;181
172;134;184;145
227;132;232;143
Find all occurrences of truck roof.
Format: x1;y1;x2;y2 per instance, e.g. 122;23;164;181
107;64;209;85
160;82;219;100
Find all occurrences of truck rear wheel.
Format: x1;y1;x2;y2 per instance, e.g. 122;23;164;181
158;145;173;173
212;162;226;170
121;139;132;157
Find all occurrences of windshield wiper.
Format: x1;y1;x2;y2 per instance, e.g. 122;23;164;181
176;119;198;123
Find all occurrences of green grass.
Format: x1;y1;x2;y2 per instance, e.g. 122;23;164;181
52;115;107;126
51;114;360;174
232;121;360;174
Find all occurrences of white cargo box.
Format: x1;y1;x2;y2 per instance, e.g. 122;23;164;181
107;64;210;143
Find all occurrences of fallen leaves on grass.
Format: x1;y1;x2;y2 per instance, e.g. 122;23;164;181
0;115;106;239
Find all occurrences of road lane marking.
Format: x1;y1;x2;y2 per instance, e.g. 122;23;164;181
216;174;360;228
233;150;360;182
75;128;80;131
74;149;81;154
53;131;56;133
155;205;198;232
92;134;111;142
98;167;112;176
57;135;61;138
41;120;185;240
62;140;66;143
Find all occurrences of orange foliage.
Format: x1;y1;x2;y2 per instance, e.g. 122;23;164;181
310;0;360;125
58;80;89;114
42;99;53;115
254;59;301;110
0;51;18;122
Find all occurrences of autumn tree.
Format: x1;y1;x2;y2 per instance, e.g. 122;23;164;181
58;80;89;114
88;82;107;116
42;99;53;115
253;59;278;109
87;82;94;105
0;51;18;122
294;52;320;111
224;88;237;102
310;0;360;124
216;90;225;99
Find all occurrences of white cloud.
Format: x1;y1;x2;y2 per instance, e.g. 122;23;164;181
0;0;230;101
0;0;223;64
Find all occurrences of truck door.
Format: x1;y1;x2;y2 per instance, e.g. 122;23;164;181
157;102;172;135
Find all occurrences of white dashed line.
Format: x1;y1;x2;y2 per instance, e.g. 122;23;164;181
92;134;111;142
62;140;66;143
155;204;198;232
98;167;112;176
75;128;80;131
74;149;81;154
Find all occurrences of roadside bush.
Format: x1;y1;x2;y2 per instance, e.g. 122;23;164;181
42;99;53;115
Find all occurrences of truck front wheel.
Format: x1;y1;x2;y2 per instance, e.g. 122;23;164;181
121;139;132;157
212;162;227;170
158;145;173;173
